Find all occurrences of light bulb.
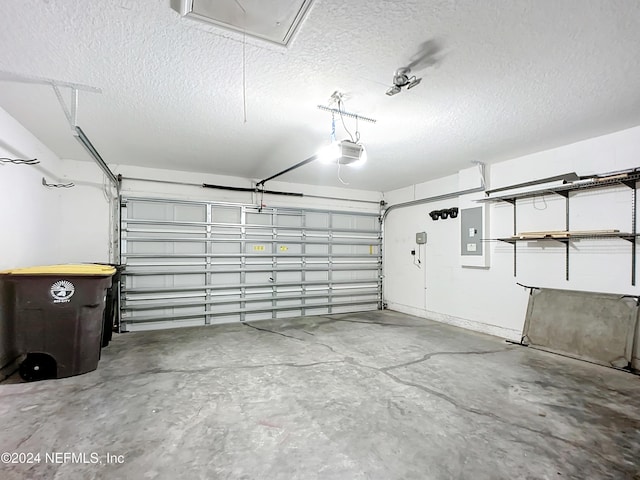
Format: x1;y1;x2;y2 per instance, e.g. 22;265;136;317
317;142;340;164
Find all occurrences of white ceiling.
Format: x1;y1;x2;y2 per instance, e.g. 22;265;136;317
0;0;639;192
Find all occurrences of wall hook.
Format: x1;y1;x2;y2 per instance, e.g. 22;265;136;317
42;177;75;188
0;157;39;165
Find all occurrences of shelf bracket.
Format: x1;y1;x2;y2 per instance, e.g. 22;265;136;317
632;185;637;286
554;238;571;281
510;198;517;276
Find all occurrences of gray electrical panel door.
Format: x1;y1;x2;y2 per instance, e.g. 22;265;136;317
460;207;483;256
120;197;382;331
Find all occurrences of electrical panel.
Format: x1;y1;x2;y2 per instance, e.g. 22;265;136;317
416;232;427;244
461;207;482;256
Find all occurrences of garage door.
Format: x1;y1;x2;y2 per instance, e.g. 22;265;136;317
120;197;382;331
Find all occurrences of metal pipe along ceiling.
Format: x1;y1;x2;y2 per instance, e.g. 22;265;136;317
381;186;486;221
121;176;381;205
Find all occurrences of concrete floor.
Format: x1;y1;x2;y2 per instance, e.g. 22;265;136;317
1;310;640;480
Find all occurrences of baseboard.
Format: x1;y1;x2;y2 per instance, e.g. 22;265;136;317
386;302;522;342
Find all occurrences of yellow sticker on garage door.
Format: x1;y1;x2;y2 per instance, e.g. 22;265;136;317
279;246;288;252
253;245;265;251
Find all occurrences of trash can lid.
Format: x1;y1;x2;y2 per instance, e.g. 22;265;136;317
0;264;116;276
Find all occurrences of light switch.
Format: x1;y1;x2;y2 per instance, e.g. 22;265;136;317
468;228;477;237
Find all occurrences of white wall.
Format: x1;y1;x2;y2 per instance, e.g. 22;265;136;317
383;125;640;341
0;107;67;369
0;108;66;270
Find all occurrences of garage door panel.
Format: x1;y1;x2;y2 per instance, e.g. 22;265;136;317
276;214;303;227
209;303;240;313
277;272;302;282
305;212;329;228
206;315;239;325
246;212;272;225
172;274;207;286
173;204;206;221
128;242;171;254
129;243;207;255
175;243;206;254
245;272;273;284
333;271;361;281
213;259;242;268
129;202;168;221
212;243;241;254
127;274;202;288
306;244;329;255
332;214;377;231
277;243;301;254
128;230;206;239
121;198;381;330
305;307;330;315
277;310;302;319
211;273;241;285
246;243;272;254
127;275;171;289
332;244;378;255
212;227;242;236
305;271;328;281
246;231;273;240
305;296;329;305
246;312;273;322
332;304;372;314
130;319;206;332
276;259;303;268
211;207;241;223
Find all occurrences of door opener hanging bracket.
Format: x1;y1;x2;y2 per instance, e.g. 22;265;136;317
0;71;119;189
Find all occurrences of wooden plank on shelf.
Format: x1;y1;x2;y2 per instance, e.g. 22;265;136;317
594;173;629;182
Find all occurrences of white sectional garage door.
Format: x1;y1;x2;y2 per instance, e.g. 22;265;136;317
120;197;382;331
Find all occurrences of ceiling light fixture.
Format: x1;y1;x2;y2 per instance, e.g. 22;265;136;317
318;140;367;167
386;67;422;96
385;85;401;96
317;95;368;171
406;77;422;90
255;95;372;189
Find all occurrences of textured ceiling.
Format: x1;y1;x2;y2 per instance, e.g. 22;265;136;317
0;0;639;192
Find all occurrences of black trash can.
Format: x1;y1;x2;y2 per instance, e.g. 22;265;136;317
0;264;115;381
